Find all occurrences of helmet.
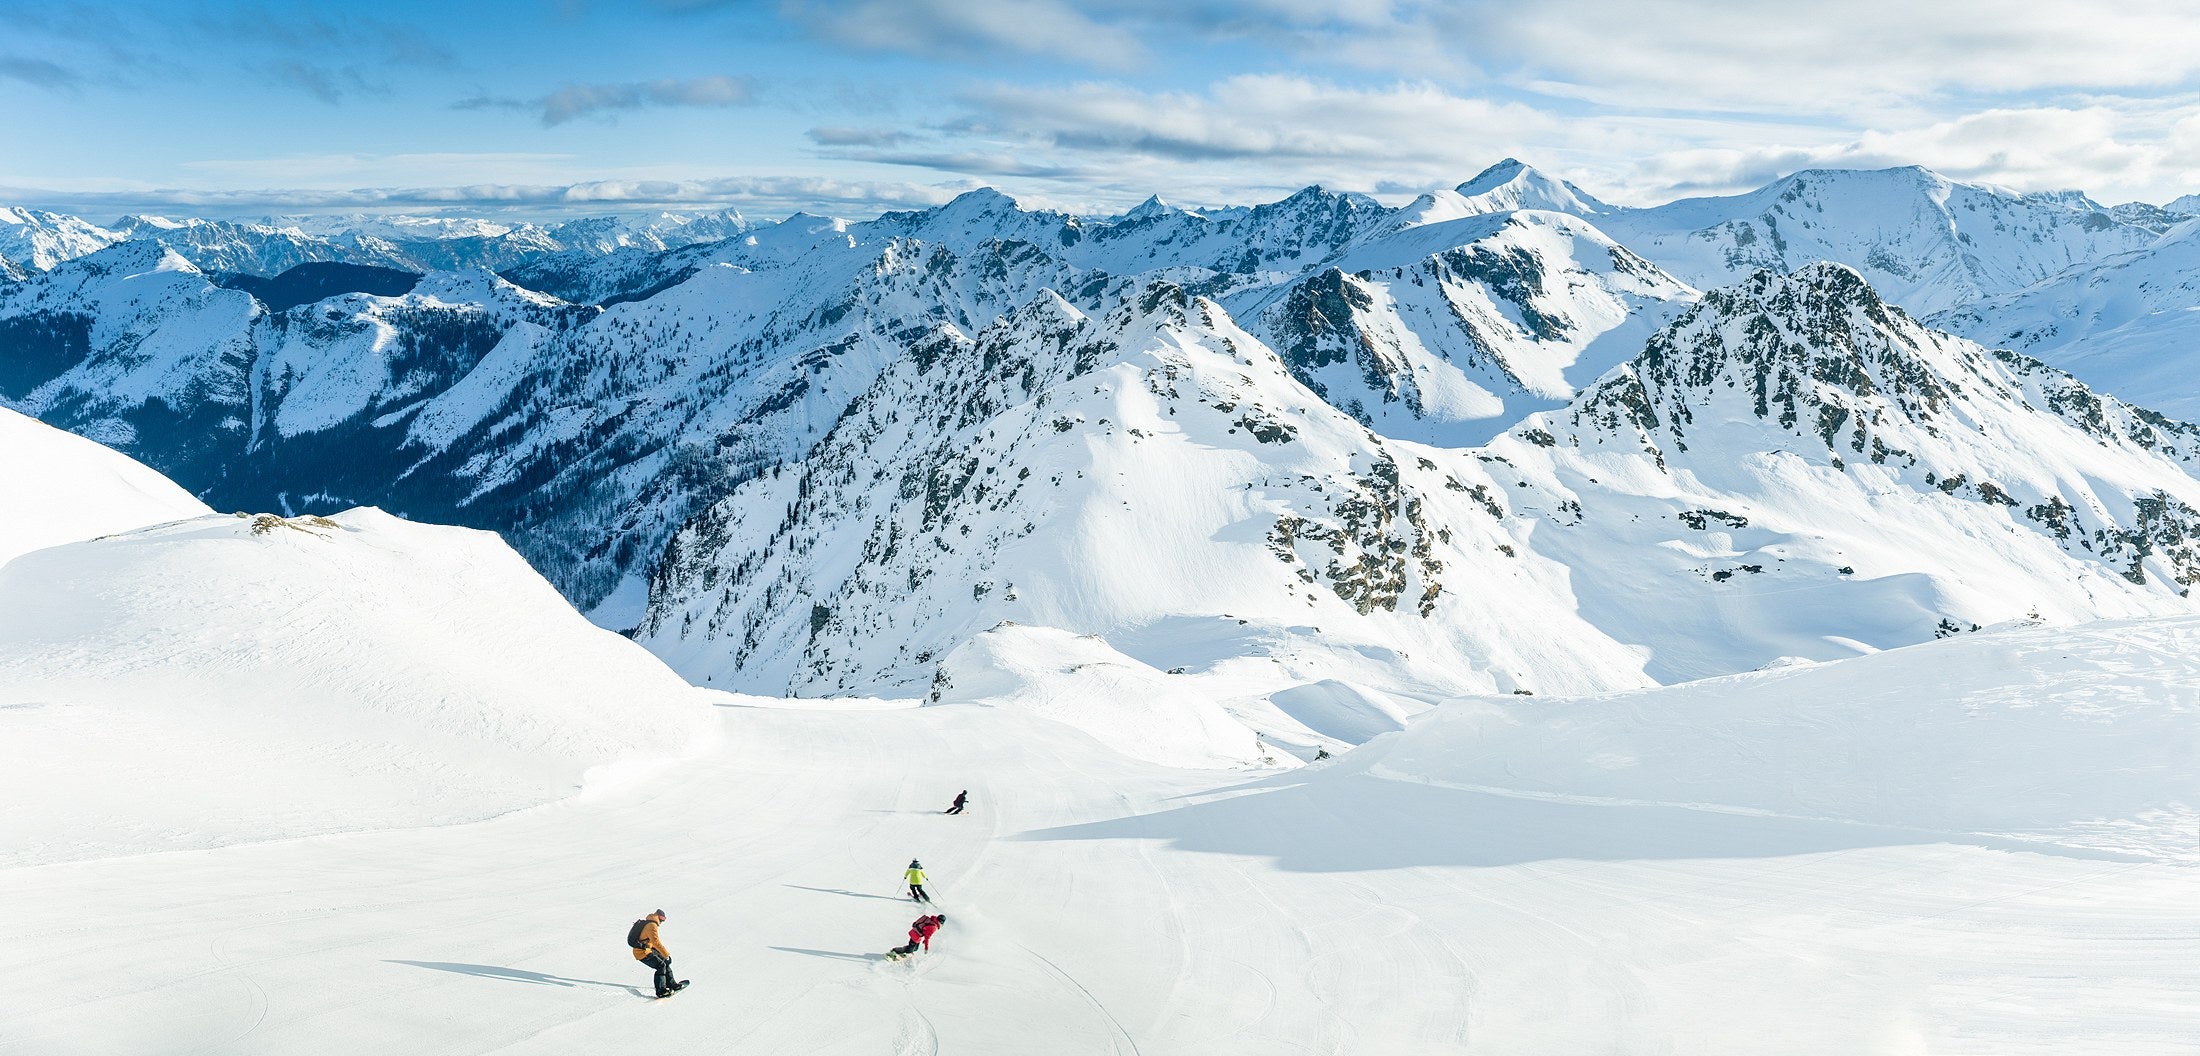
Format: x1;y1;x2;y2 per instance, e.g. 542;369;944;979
910;859;921;868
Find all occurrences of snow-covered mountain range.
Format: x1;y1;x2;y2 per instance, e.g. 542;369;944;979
1931;218;2200;421
6;161;2200;699
0;206;755;278
7;163;2199;1055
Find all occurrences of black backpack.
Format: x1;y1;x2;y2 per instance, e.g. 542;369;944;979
627;919;650;951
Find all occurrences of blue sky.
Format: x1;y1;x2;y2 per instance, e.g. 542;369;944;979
3;0;2198;219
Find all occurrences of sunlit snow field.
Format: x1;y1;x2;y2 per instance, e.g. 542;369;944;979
1;505;2193;1054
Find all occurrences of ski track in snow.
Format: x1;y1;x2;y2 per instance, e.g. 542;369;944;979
1;699;2195;1055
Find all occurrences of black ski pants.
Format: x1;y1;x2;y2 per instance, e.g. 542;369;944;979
946;804;965;815
909;883;930;902
641;953;676;995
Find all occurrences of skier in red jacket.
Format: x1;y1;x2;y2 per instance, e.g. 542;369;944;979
888;914;946;959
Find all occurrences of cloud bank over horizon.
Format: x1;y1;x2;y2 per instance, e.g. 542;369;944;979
2;0;2196;219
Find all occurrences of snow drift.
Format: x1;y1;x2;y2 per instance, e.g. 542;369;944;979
0;507;715;865
1370;616;2200;863
927;623;1266;769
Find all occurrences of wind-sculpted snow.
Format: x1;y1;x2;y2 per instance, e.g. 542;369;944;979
0;507;715;866
927;624;1265;769
0;404;210;565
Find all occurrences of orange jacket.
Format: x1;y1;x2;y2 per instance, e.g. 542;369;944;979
632;918;669;960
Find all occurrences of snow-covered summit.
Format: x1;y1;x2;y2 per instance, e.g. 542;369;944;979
1118;194;1185;222
0;205;122;270
1452;158;1614;216
1595;165;2159;314
868;187;1069;254
1378;160;1611;234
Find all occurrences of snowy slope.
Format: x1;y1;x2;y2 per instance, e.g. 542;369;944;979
1931;219;2200;421
0;403;209;564
638;281;1656;700
0;216;1090;618
1377;614;2200;863
928;624;1264;768
1490;263;2200;680
0;507;714;866
1596;166;2158;314
640;263;2200;699
2;616;2192;1055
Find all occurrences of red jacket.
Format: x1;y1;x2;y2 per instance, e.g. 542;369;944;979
908;915;942;950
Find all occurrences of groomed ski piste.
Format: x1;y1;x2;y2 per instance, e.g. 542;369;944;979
2;414;2196;1054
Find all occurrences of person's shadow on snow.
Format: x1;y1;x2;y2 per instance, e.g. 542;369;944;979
769;946;886;963
388;960;645;996
783;883;910;902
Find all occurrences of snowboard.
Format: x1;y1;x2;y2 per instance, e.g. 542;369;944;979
652;980;692;999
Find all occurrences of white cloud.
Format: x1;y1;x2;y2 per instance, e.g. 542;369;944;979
783;0;1147;68
806;126;909;147
795;67;2200;211
457;75;756;126
778;0;2200;116
1620;102;2200;206
176;152;583;184
1479;0;2200;115
0;174;974;220
827;75;1558;202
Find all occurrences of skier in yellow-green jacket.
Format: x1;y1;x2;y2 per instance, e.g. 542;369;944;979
905;860;932;903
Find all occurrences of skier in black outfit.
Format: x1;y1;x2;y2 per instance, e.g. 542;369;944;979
945;790;968;815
